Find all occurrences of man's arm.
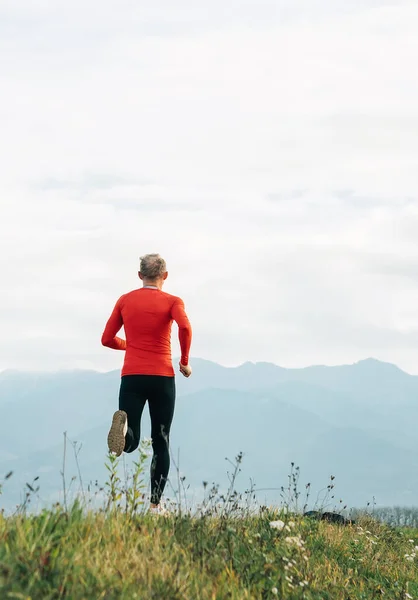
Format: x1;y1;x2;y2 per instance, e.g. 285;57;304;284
101;296;127;351
171;297;192;366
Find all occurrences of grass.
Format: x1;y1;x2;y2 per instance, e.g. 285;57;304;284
0;504;417;599
0;448;417;599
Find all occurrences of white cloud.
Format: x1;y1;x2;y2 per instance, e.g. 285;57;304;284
1;1;418;373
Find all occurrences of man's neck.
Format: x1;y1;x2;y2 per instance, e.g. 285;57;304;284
142;281;161;290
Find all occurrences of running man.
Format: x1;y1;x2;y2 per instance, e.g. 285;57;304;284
101;253;192;513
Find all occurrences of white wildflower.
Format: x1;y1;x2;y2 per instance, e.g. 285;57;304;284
271;588;278;596
285;535;305;548
270;520;286;531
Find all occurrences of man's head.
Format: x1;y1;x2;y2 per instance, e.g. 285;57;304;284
138;253;168;288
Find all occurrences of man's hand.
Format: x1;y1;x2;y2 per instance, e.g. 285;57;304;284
179;362;192;378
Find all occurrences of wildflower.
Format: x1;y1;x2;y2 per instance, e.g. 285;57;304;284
270;520;286;531
285;535;305;548
272;588;278;596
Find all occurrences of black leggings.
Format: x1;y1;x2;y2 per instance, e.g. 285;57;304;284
119;375;175;505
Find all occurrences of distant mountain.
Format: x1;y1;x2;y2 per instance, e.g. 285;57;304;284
0;358;417;511
0;370;119;458
174;357;415;403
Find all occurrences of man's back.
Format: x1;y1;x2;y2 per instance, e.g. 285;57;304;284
102;287;191;377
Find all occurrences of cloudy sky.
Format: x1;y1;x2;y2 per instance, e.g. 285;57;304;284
1;0;418;374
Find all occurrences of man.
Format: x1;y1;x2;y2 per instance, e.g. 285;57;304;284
101;253;192;513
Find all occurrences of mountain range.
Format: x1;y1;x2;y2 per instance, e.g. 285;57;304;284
0;357;417;511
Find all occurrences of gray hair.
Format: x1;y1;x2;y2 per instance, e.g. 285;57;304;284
139;253;167;280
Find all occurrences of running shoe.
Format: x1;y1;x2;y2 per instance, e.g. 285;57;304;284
107;410;128;457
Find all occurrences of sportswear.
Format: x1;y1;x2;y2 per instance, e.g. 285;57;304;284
118;374;175;505
101;288;192;377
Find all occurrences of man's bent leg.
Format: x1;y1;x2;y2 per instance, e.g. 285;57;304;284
118;375;147;453
148;376;175;505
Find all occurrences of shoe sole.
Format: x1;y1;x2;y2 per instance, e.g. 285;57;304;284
107;410;127;457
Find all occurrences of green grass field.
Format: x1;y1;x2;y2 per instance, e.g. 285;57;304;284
0;503;417;600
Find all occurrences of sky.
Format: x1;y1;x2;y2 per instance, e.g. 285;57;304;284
1;0;418;374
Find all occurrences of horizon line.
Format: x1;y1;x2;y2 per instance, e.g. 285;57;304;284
0;356;412;377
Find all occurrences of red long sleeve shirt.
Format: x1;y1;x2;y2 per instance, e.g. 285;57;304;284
101;288;192;377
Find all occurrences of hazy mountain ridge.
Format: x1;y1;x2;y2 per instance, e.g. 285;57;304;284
0;358;417;510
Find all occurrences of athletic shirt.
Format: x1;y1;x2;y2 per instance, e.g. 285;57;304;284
101;288;192;377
